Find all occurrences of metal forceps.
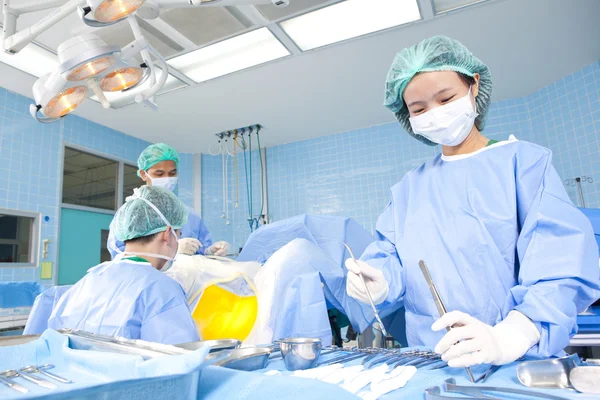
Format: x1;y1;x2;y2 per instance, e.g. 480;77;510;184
419;260;475;383
343;242;388;337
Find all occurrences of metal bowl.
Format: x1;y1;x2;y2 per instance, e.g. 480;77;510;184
214;347;273;371
280;338;322;371
175;339;242;353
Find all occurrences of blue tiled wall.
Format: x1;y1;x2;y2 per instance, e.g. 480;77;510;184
203;61;600;250
0;89;195;285
0;91;62;285
178;153;195;208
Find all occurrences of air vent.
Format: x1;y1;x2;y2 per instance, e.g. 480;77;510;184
433;0;489;14
256;0;330;21
160;7;249;47
94;16;181;63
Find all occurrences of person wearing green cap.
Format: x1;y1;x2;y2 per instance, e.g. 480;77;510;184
107;143;231;259
49;186;200;344
345;36;599;368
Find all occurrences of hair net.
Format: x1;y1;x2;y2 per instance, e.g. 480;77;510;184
384;35;492;145
113;186;188;242
137;143;180;177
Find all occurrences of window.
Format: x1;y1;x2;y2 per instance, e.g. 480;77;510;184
0;209;40;267
62;147;119;211
62;146;143;213
123;164;141;204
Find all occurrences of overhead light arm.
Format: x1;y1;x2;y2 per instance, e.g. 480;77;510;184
3;0;289;54
127;15;157;101
135;44;168;104
87;77;111;108
3;0;86;54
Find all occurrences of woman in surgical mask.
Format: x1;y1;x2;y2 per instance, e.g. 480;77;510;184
107;143;232;259
346;36;600;368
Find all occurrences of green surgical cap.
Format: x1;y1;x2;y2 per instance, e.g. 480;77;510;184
137;143;180;177
384;35;492;145
113;186;188;242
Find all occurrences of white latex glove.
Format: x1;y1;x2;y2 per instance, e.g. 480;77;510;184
345;259;389;305
177;238;202;255
432;310;541;367
206;241;230;256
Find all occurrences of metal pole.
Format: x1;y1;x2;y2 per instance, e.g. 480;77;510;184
576;177;586;208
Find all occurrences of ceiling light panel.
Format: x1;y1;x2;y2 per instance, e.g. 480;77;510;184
256;0;330;21
433;0;489;14
280;0;421;51
160;7;249;47
0;43;58;77
167;27;290;83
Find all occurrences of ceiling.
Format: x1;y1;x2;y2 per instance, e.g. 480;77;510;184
0;0;599;153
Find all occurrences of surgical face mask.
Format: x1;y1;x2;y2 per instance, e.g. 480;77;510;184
409;87;478;147
148;176;178;192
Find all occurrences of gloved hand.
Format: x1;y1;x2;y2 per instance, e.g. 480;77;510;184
432;310;541;367
177;238;202;255
206;241;230;256
345;259;389;305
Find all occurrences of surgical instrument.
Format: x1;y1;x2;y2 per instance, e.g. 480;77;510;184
319;351;371;366
0;371;28;394
444;377;570;400
419;260;475;383
361;349;391;366
343;243;388;337
6;369;57;389
21;365;72;384
474;365;499;384
366;350;419;370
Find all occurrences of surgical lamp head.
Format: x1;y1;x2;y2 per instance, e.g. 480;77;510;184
87;0;145;23
31;72;87;121
31;33;154;121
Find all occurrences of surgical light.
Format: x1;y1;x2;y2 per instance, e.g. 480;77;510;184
58;35;120;81
101;67;144;91
31;72;88;122
44;86;88;118
88;0;146;23
67;56;117;81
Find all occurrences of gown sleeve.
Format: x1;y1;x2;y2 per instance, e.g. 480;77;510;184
359;188;408;310
508;147;600;357
184;208;213;255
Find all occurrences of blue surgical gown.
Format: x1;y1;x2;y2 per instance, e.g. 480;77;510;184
361;139;600;358
107;205;213;258
24;285;73;335
47;259;200;345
